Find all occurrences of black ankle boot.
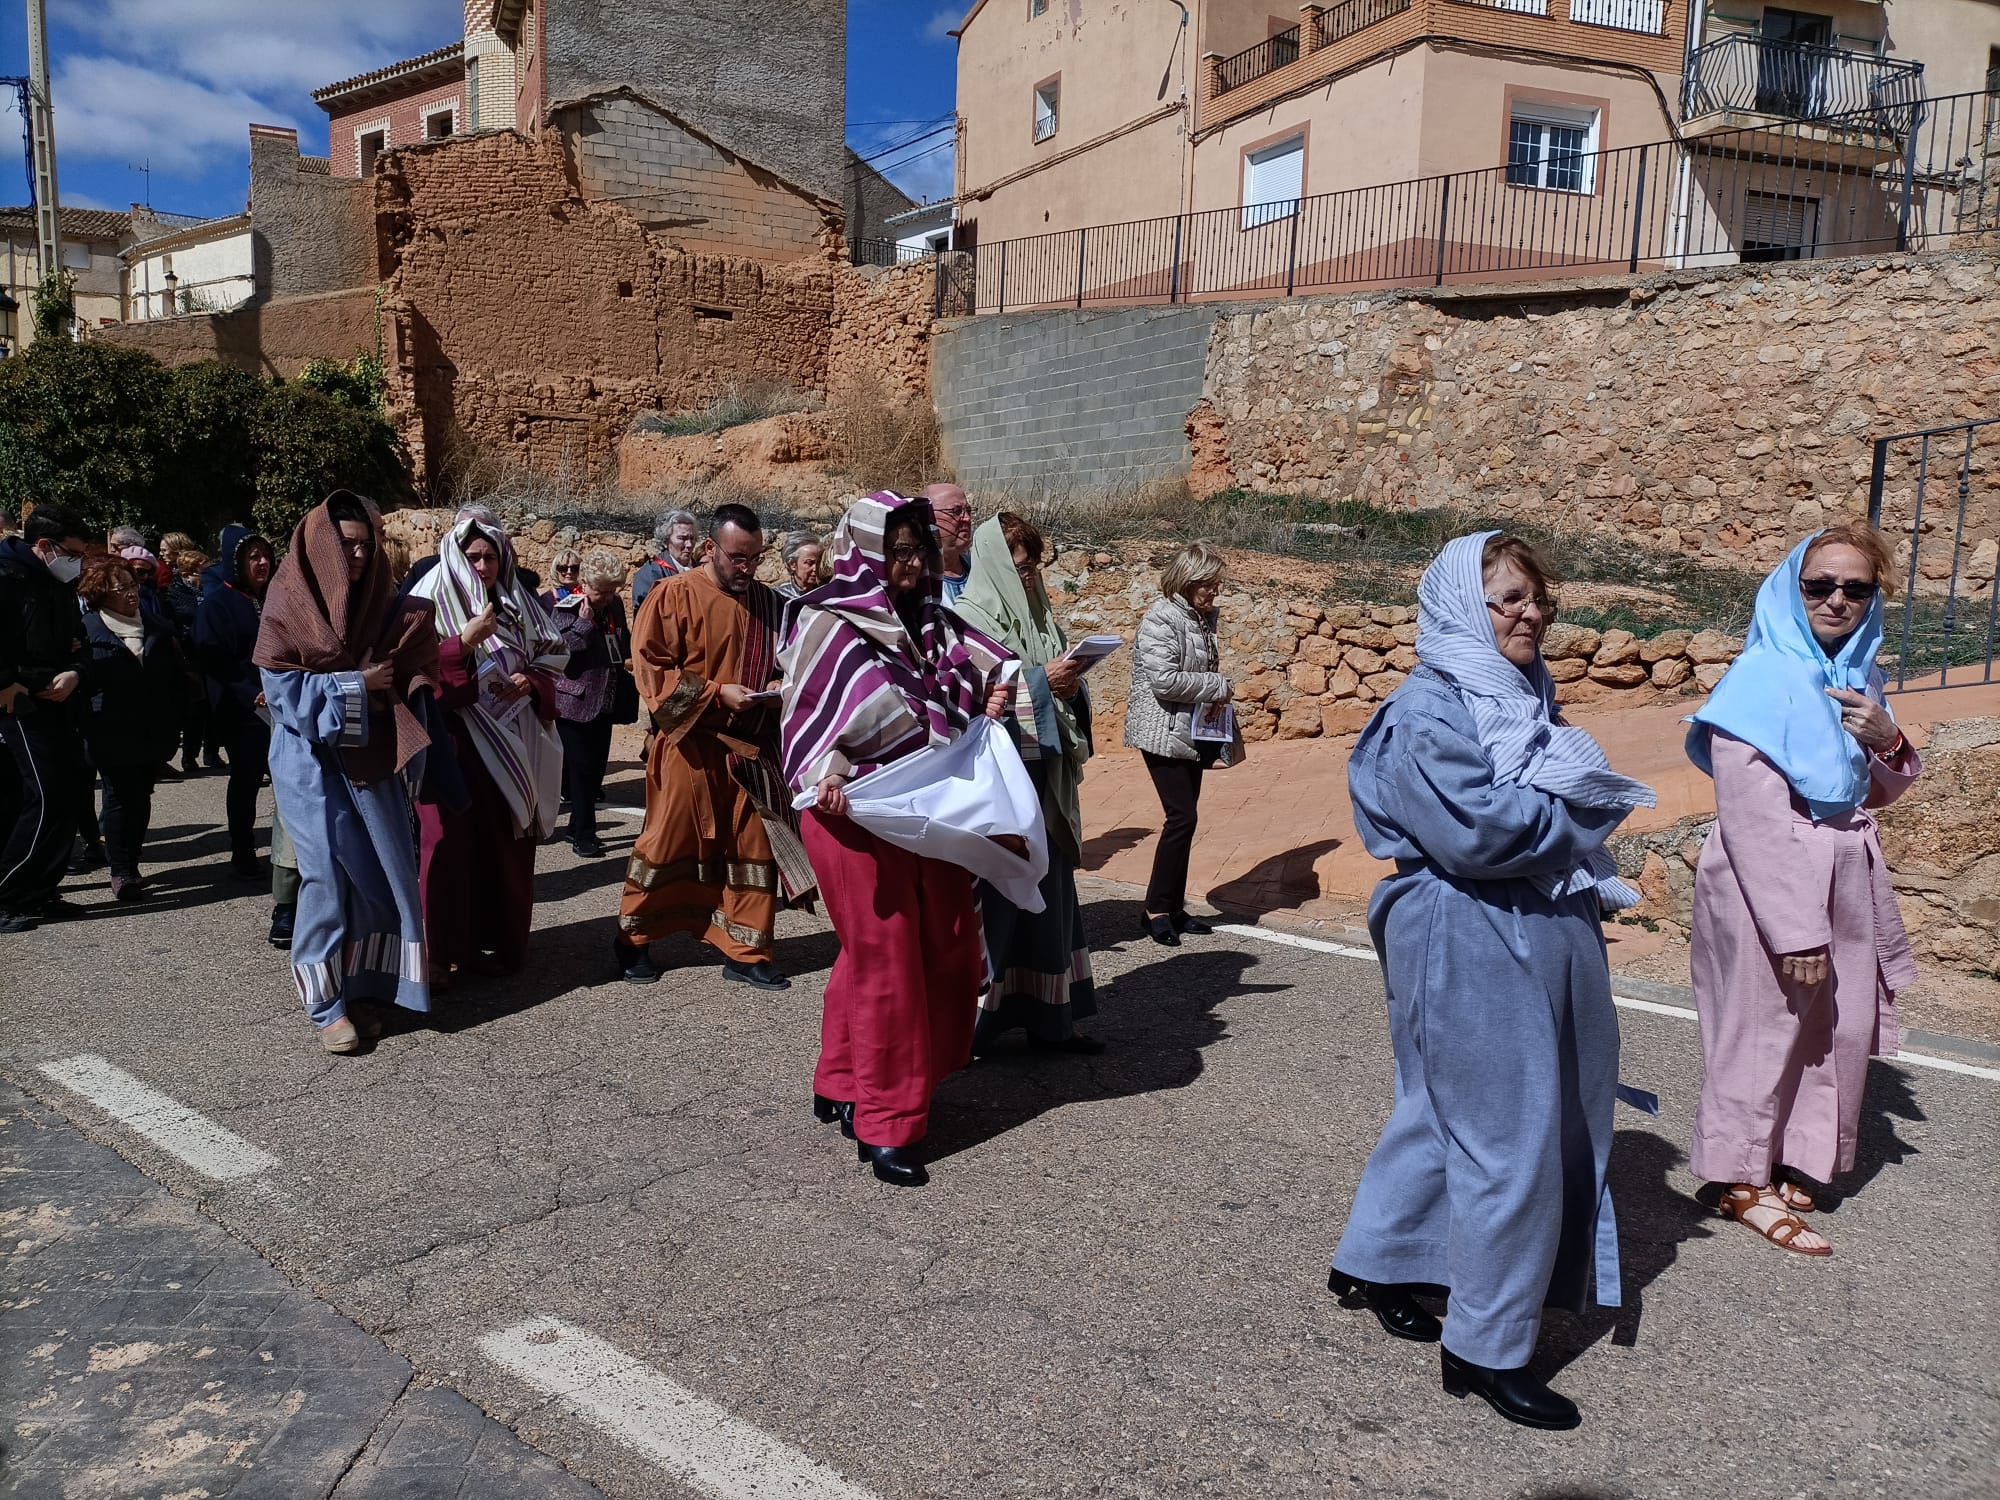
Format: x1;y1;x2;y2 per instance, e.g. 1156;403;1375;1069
1440;1348;1581;1430
267;903;296;950
813;1095;857;1137
615;938;661;984
856;1140;926;1187
1327;1267;1443;1343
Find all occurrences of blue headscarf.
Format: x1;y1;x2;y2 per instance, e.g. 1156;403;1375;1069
1686;534;1884;822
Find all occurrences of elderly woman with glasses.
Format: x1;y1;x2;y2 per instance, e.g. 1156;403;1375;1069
1328;532;1655;1433
1124;541;1239;947
544;548;584;604
777;532;825;600
1684;523;1919;1259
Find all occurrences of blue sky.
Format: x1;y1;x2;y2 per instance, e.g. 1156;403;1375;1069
0;1;961;220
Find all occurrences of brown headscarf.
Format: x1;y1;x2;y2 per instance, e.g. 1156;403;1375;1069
253;491;439;785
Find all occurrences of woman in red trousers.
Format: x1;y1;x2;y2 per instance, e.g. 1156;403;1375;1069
778;492;1012;1187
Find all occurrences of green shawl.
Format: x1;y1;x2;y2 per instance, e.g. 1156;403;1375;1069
953;516;1092;861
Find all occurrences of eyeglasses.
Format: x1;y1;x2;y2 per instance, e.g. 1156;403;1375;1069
555;564;580;576
887;544;929;564
1485;590;1557;619
338;538;374;556
1014;561;1040;584
1800;577;1878;603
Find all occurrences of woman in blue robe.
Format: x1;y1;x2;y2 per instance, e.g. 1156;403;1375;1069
1328;532;1655;1431
253;493;441;1055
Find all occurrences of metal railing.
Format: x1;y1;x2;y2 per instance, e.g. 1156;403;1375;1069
1567;0;1665;34
1682;34;1925;128
850;237;936;268
1215;25;1300;94
939;87;1998;316
1869;417;1999;689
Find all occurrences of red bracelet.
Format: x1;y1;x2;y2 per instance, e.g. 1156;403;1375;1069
1882;731;1906;759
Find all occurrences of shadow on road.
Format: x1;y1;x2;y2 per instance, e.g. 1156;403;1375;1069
1079;823;1153;870
925;896;1289;1163
1208;836;1344;918
1819;1060;1926;1210
1536;1127;1716;1376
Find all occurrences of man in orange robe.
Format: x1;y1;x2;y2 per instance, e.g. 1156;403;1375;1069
615;505;809;986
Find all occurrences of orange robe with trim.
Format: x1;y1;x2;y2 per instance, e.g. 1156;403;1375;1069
618;569;781;960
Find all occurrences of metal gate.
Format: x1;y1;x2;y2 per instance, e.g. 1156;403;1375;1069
1867;417;1999;689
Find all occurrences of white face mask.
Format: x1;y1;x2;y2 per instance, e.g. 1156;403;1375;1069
43;550;81;584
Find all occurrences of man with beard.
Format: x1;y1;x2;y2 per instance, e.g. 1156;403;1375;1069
616;504;812;987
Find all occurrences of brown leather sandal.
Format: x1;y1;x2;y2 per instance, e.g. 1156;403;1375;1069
1718;1184;1831;1257
1774;1177;1816;1213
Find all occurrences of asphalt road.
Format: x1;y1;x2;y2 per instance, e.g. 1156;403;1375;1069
3;767;1995;1499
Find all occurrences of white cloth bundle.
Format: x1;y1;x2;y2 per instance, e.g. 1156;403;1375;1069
792;715;1050;911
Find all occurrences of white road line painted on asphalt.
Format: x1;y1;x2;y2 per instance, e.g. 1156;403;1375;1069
1217;922;2000;1083
481;1317;880;1500
35;1055;279;1179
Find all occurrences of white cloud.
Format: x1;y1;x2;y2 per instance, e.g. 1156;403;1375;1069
55;56;295;177
923;6;961;43
68;0;463;99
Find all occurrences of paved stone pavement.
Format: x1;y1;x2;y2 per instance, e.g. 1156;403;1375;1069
0;1080;605;1498
1;765;1995;1499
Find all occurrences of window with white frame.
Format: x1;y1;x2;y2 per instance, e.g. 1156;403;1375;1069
1506;103;1598;194
1033;79;1059;143
357;126;388;177
424;105;455;140
466;56;481;129
1241;135;1304;229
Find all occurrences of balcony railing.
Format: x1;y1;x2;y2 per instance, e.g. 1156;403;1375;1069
1215;26;1300;94
1682;33;1925;131
937;87;1998;317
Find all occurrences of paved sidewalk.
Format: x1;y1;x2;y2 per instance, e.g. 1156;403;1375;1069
1080;679;2000;929
0;1080;603;1499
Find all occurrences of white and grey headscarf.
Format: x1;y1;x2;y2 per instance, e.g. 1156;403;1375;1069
1415;531;1656;910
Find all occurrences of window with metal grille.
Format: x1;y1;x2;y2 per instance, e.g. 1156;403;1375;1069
1505;106;1597;193
1740;190;1819;262
1033;80;1059;143
1242;135;1304;229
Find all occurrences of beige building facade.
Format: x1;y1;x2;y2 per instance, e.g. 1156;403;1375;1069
952;0;1999;283
0;207;133;354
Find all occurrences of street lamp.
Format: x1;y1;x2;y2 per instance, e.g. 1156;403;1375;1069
163;268;177;317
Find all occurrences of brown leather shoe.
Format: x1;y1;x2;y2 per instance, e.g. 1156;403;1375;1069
318;1018;361;1054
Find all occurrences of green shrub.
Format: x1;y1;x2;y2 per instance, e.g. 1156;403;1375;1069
0;339;173;533
0;339;410;546
249;383;408;544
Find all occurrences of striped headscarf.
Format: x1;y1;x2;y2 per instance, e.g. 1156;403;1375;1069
1415;531;1656;910
779;492;1012;793
410;510;569;838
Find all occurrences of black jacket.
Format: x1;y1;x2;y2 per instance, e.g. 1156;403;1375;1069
163;576;202;643
193;524;271;721
0;535;87;708
79;610;185;767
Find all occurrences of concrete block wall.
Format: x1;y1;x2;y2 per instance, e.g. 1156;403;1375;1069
932;306;1215;494
556;95;829;261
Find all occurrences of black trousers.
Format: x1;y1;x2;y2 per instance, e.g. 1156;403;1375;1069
1142;750;1207;917
0;712;83;915
223;714;270;859
181;685;218;763
556;713;614;843
99;764;158;880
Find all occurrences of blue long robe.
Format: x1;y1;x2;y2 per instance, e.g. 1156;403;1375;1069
261;668;430;1027
1332;670;1625;1368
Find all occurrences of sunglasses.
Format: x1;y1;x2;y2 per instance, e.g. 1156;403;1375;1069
1800;578;1878;603
555;565;580;575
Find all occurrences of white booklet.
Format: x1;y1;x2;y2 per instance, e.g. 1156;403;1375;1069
1189;700;1235;743
1061;635;1124;674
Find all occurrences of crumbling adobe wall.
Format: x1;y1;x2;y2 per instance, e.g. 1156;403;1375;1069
377;130;844;487
375;130;940;490
93;286;380;379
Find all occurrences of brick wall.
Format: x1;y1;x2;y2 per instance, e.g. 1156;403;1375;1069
551;93;833;262
93;286;380;377
326;78;468;178
932;306;1213;492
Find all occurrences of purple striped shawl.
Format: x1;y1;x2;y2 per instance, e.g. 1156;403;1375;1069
778;492;1012;792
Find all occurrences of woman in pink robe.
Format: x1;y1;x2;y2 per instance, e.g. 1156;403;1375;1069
1686;523;1919;1257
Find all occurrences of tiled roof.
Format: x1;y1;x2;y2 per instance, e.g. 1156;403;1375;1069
312;42;463;107
0;205;132;240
